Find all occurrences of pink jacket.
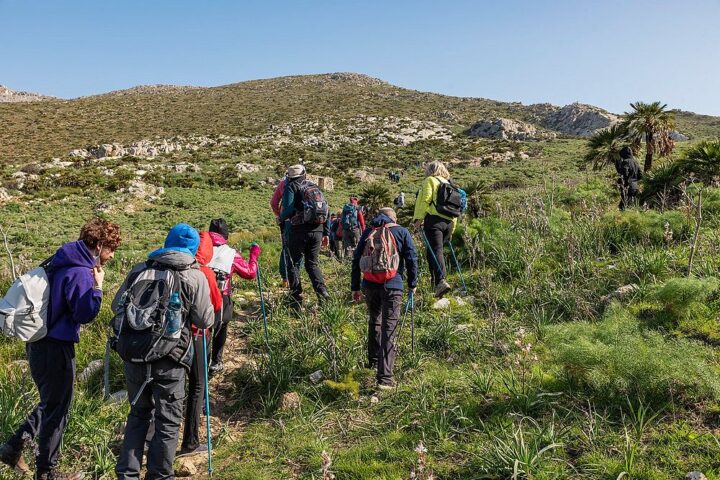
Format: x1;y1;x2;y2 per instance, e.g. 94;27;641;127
270;178;287;218
208;231;260;295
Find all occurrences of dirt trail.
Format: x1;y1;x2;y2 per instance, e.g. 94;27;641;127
176;295;261;477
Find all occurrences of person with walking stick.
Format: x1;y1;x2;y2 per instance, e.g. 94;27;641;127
351;207;418;390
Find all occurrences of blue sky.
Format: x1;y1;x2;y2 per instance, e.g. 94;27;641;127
2;0;719;115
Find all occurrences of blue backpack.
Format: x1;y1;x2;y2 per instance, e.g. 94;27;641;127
342;203;359;229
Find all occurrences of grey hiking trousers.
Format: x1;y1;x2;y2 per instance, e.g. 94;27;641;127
116;357;186;480
365;287;403;385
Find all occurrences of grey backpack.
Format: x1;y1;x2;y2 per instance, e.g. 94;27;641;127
112;262;185;364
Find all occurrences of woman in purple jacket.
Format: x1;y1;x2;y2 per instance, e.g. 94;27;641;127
0;218;121;480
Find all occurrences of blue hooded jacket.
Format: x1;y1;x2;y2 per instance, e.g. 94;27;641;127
351;213;419;291
46;240;102;343
149;223;200;258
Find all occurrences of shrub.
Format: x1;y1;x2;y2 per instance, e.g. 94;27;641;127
655;277;719;319
653;276;720;342
547;303;720;404
600;209;690;251
557;178;613;208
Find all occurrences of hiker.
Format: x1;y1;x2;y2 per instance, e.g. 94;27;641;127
341;196;366;259
413;160;457;298
113;223;215;480
332;210;344;259
394;192;406;209
0;218;121;480
351;207;418;389
279;164;331;308
615;146;642;210
181;231;222;456
207;218;260;374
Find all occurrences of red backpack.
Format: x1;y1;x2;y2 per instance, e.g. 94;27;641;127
359;224;400;283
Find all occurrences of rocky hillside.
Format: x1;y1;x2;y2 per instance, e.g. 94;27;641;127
1;73;718;163
0;85;55;103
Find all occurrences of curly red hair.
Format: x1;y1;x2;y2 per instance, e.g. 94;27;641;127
79;218;122;251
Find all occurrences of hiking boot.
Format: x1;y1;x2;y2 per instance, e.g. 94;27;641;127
209;362;224;376
0;442;30;475
35;470;85;480
282;280;289;289
179;444;208;456
434;279;451;299
376;381;396;392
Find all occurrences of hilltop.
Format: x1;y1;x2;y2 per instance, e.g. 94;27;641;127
0;84;55;103
2;72;718;164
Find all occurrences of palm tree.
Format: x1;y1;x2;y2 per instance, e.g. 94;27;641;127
360;182;392;216
622;101;676;172
584;124;629;170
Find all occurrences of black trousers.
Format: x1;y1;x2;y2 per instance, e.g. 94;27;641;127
7;339;75;472
211;295;233;366
182;334;206;450
287;228;329;303
423;214;452;286
365;288;403;385
116;357;186;480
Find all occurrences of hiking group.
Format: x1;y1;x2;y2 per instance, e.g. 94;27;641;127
0;160;466;479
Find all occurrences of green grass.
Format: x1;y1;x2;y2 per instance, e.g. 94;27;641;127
4;76;720;478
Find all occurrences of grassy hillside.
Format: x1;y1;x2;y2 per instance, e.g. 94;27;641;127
3;72;717;164
2;74;720;479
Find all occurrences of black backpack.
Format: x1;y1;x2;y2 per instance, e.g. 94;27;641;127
433;179;467;218
111;262;187;364
293;179;329;225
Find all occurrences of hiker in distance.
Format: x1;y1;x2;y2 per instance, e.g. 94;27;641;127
341;196;366;260
615;145;642;210
394;191;405;209
0;218;122;480
180;231;223;456
279;164;331;309
207;218;260;374
413;160;458;298
351;207;418;390
113;224;215;480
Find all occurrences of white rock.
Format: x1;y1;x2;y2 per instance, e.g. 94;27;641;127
78;359;104;383
433;298;451;310
469;118;543;141
235;162;259;173
108;390;128;404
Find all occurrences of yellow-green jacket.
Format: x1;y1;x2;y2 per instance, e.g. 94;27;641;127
412;176;457;232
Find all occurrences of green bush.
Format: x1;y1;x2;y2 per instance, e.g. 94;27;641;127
547;303;720;404
600;209;690;251
653;276;720;342
557;178;612;208
655;277;719;319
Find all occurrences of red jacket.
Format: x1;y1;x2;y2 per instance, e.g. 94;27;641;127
208;232;260;295
193;231;223;336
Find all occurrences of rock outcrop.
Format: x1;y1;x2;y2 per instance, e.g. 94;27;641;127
0;85;55;103
469;118;546;141
533;103;618;137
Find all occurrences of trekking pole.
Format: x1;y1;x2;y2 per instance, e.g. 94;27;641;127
394;294;413;353
410;290;415;354
447;240;468;294
419;229;444;286
103;337;111;400
201;329;214;476
256;264;271;350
